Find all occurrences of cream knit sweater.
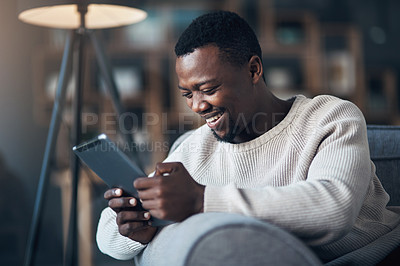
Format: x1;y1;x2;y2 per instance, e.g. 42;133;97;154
96;95;400;263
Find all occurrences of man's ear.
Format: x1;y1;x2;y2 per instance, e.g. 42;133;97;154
248;56;263;84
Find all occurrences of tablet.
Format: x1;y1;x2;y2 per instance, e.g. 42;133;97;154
73;134;172;226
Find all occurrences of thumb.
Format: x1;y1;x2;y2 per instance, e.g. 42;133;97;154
155;162;175;176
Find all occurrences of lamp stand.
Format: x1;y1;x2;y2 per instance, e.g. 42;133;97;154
24;5;140;266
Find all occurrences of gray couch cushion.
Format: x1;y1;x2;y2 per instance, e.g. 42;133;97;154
367;125;400;206
137;212;322;266
185;213;321;266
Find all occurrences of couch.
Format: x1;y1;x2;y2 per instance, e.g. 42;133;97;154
134;125;400;266
367;125;400;206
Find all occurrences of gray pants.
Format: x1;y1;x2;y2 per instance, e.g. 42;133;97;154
135;212;322;266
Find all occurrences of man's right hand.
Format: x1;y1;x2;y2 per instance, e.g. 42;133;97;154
104;188;158;244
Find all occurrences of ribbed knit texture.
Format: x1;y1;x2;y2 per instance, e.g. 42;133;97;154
96;95;400;263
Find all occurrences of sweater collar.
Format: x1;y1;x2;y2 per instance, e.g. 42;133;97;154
208;95;306;152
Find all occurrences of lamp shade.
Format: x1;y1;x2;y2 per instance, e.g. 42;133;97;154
17;0;147;29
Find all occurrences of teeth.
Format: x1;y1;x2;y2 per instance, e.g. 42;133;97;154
206;113;223;124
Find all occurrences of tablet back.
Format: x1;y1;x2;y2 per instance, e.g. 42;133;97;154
73;134;145;198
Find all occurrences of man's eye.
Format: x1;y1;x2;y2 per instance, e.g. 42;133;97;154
182;92;192;99
202;86;219;95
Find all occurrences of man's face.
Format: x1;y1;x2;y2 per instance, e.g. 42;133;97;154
176;45;257;143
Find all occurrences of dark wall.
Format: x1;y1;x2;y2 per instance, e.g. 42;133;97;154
0;2;47;201
0;1;50;265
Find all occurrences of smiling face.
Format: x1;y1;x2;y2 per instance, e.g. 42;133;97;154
176;45;262;143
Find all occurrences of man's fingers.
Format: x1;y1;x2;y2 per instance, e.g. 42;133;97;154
104;188;123;200
108;197;138;210
137;185;166;201
134;162;182;189
116;210;151;225
118;221;151;237
140;198;161;211
134;176;160;190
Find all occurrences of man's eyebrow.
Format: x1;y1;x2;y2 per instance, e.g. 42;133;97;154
178;79;218;90
178;85;189;91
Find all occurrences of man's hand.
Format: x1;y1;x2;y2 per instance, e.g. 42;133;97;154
134;162;205;222
104;188;157;244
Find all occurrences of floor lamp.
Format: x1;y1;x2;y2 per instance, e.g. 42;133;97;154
17;1;147;265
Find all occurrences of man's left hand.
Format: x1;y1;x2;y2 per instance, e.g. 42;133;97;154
134;162;205;222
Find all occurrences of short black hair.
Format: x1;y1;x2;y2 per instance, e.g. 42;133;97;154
174;11;262;67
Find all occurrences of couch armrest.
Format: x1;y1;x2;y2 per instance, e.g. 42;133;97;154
136;212;321;266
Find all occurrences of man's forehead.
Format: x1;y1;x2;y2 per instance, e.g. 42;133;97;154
176;46;221;72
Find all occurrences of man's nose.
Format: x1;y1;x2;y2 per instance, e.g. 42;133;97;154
190;92;210;113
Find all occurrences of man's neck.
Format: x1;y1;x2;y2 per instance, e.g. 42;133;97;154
232;92;294;143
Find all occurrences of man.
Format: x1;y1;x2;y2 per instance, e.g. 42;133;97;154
96;11;400;264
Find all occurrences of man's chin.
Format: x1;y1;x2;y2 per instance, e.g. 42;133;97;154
211;129;236;143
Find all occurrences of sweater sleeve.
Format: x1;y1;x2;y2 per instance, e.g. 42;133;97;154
96;207;146;260
204;101;372;246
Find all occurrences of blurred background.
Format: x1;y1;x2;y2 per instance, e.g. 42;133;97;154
1;0;399;265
